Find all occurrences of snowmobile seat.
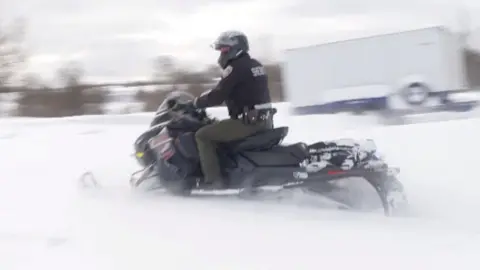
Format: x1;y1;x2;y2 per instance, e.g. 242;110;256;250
222;127;289;153
242;142;309;166
272;143;309;160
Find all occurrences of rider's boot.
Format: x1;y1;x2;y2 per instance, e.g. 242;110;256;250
211;178;227;189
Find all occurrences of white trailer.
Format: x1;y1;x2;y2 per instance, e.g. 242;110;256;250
282;26;476;115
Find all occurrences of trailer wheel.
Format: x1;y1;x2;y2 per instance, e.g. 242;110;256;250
399;82;430;106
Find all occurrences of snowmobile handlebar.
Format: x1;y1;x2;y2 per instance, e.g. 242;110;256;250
168;99;212;124
167;99;196;113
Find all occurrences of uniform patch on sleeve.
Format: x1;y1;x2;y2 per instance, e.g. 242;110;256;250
222;65;233;78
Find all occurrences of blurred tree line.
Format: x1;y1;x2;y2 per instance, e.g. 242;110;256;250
0;19;285;117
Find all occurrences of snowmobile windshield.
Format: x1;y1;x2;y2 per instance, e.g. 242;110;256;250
156;91;195;113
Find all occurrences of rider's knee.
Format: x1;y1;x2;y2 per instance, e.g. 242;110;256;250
195;125;208;141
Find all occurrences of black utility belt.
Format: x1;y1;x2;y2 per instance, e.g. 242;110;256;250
239;108;274;125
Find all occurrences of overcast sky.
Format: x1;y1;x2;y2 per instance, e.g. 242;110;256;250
3;0;480;84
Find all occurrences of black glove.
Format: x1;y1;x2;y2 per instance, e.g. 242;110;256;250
184;100;196;110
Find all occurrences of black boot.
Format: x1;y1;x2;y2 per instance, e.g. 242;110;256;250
203;177;226;190
212;179;227;189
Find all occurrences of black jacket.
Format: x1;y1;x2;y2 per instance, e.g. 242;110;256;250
194;53;271;118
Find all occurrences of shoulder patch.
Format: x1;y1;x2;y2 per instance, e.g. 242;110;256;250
222;65;233;78
251;66;265;77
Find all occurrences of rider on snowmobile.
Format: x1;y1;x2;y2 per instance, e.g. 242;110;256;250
180;30;274;188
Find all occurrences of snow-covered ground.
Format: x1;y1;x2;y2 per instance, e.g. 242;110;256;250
0;106;479;270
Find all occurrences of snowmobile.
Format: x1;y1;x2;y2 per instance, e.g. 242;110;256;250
121;91;408;216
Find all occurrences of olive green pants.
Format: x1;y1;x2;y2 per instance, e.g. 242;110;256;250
195;119;268;183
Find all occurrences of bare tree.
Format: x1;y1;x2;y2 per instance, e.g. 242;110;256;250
171;69;212;85
56;61;86;115
203;64;222;79
0;18;26;87
135;88;172;112
152;55;176;81
56;60;84;87
21;72;44;89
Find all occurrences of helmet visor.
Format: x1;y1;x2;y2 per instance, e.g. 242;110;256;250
210;34;238;51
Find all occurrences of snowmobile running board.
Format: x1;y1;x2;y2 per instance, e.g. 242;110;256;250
78;166;406;217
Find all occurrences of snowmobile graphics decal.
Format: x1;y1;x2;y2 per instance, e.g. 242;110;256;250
303;161;329;172
148;132;174;160
293;171;308;179
284;180;304;187
308;145;354;153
